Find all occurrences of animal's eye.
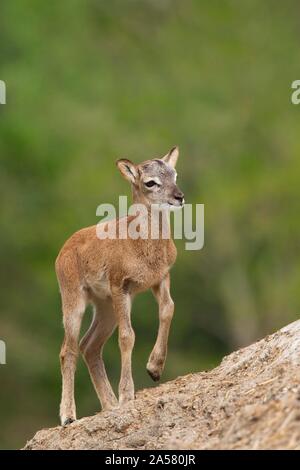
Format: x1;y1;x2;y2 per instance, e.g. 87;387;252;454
145;180;156;188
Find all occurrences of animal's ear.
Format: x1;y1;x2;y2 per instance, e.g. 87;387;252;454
162;146;179;168
116;158;138;184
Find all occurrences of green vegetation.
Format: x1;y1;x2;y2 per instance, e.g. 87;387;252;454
1;0;300;449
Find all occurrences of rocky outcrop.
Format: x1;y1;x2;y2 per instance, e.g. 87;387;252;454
24;321;300;450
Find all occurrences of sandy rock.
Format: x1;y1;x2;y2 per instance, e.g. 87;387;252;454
24;320;300;450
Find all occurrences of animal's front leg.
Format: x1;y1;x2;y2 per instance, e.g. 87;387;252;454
112;287;135;405
147;274;174;381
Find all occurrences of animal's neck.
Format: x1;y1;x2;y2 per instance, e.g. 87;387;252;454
131;189;171;241
148;206;171;241
131;186;146;205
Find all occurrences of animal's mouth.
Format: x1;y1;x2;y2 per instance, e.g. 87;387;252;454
157;201;185;211
168;199;185;207
166;200;185;210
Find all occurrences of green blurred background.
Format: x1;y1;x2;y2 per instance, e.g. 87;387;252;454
1;0;300;449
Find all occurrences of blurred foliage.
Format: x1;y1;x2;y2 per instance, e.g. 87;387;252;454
1;0;300;449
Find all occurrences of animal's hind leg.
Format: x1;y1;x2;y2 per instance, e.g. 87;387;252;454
80;298;118;410
59;289;86;426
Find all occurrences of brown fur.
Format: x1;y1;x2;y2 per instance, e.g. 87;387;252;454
56;147;184;425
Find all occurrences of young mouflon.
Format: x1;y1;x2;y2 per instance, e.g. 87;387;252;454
55;146;184;425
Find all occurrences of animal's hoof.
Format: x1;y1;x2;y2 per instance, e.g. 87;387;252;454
62;417;75;426
147;368;161;382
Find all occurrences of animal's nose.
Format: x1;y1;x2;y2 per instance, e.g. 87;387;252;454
174;189;184;203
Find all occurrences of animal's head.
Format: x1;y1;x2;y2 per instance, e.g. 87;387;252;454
116;146;184;209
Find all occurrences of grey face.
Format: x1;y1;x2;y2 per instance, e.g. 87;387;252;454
138;159;184;207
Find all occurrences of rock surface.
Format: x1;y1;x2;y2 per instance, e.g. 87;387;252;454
24;321;300;450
